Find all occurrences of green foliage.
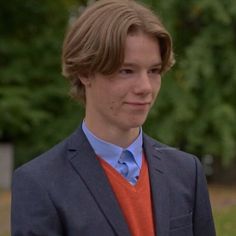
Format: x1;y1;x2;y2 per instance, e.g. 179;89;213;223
143;0;236;165
0;0;84;166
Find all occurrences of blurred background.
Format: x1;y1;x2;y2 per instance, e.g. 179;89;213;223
0;0;236;235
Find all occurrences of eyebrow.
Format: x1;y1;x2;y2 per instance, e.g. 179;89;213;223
122;62;163;67
151;63;163;67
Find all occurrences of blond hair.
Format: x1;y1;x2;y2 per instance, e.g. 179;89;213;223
62;0;175;103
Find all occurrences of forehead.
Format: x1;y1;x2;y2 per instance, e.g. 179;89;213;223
123;32;162;65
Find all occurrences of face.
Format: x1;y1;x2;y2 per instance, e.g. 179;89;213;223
84;32;162;135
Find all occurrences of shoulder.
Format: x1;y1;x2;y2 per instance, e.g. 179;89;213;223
15;138;67;175
143;133;203;177
13;127;83;183
143;134;208;207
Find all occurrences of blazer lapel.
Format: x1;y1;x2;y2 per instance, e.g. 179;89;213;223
143;134;170;236
67;127;131;236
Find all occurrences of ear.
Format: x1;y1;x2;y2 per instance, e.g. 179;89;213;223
78;74;92;87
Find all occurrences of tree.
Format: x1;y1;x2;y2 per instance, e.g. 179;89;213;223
0;0;84;166
142;0;236;165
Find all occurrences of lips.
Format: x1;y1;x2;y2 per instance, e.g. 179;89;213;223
124;102;151;110
125;102;151;105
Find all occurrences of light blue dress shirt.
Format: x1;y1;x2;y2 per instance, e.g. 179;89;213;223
82;121;143;185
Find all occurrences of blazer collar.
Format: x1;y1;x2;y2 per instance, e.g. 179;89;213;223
143;134;171;236
67;126;131;236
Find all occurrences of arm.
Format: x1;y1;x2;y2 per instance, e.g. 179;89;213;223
193;157;216;236
11;168;64;236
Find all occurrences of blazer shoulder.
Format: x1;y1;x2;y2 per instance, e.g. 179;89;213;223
143;133;201;172
13;127;82;180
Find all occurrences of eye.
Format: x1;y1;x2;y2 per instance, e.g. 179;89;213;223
148;67;161;74
119;68;134;75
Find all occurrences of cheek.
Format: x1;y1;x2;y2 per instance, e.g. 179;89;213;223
101;85;127;112
157;84;161;94
109;101;115;111
153;80;161;96
108;98;125;116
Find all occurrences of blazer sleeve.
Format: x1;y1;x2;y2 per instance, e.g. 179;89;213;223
193;156;216;236
11;168;64;236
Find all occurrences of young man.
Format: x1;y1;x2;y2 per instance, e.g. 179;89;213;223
11;0;216;235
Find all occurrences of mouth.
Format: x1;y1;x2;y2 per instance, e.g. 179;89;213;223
125;102;151;108
125;101;151;105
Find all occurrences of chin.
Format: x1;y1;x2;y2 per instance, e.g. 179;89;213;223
119;114;148;130
127;118;147;128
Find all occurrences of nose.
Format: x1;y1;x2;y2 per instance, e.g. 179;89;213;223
133;72;152;95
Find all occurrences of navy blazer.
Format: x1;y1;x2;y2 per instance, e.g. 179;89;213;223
11;126;216;236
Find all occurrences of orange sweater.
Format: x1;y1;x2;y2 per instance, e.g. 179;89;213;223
99;155;155;236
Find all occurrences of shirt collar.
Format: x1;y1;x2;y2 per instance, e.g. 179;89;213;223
82;121;143;169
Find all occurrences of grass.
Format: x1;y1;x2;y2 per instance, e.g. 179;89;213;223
214;206;236;236
210;184;236;236
1;184;236;236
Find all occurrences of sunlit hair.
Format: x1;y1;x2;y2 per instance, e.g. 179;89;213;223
62;0;175;103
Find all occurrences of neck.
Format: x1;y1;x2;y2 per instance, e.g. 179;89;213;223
84;119;140;148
